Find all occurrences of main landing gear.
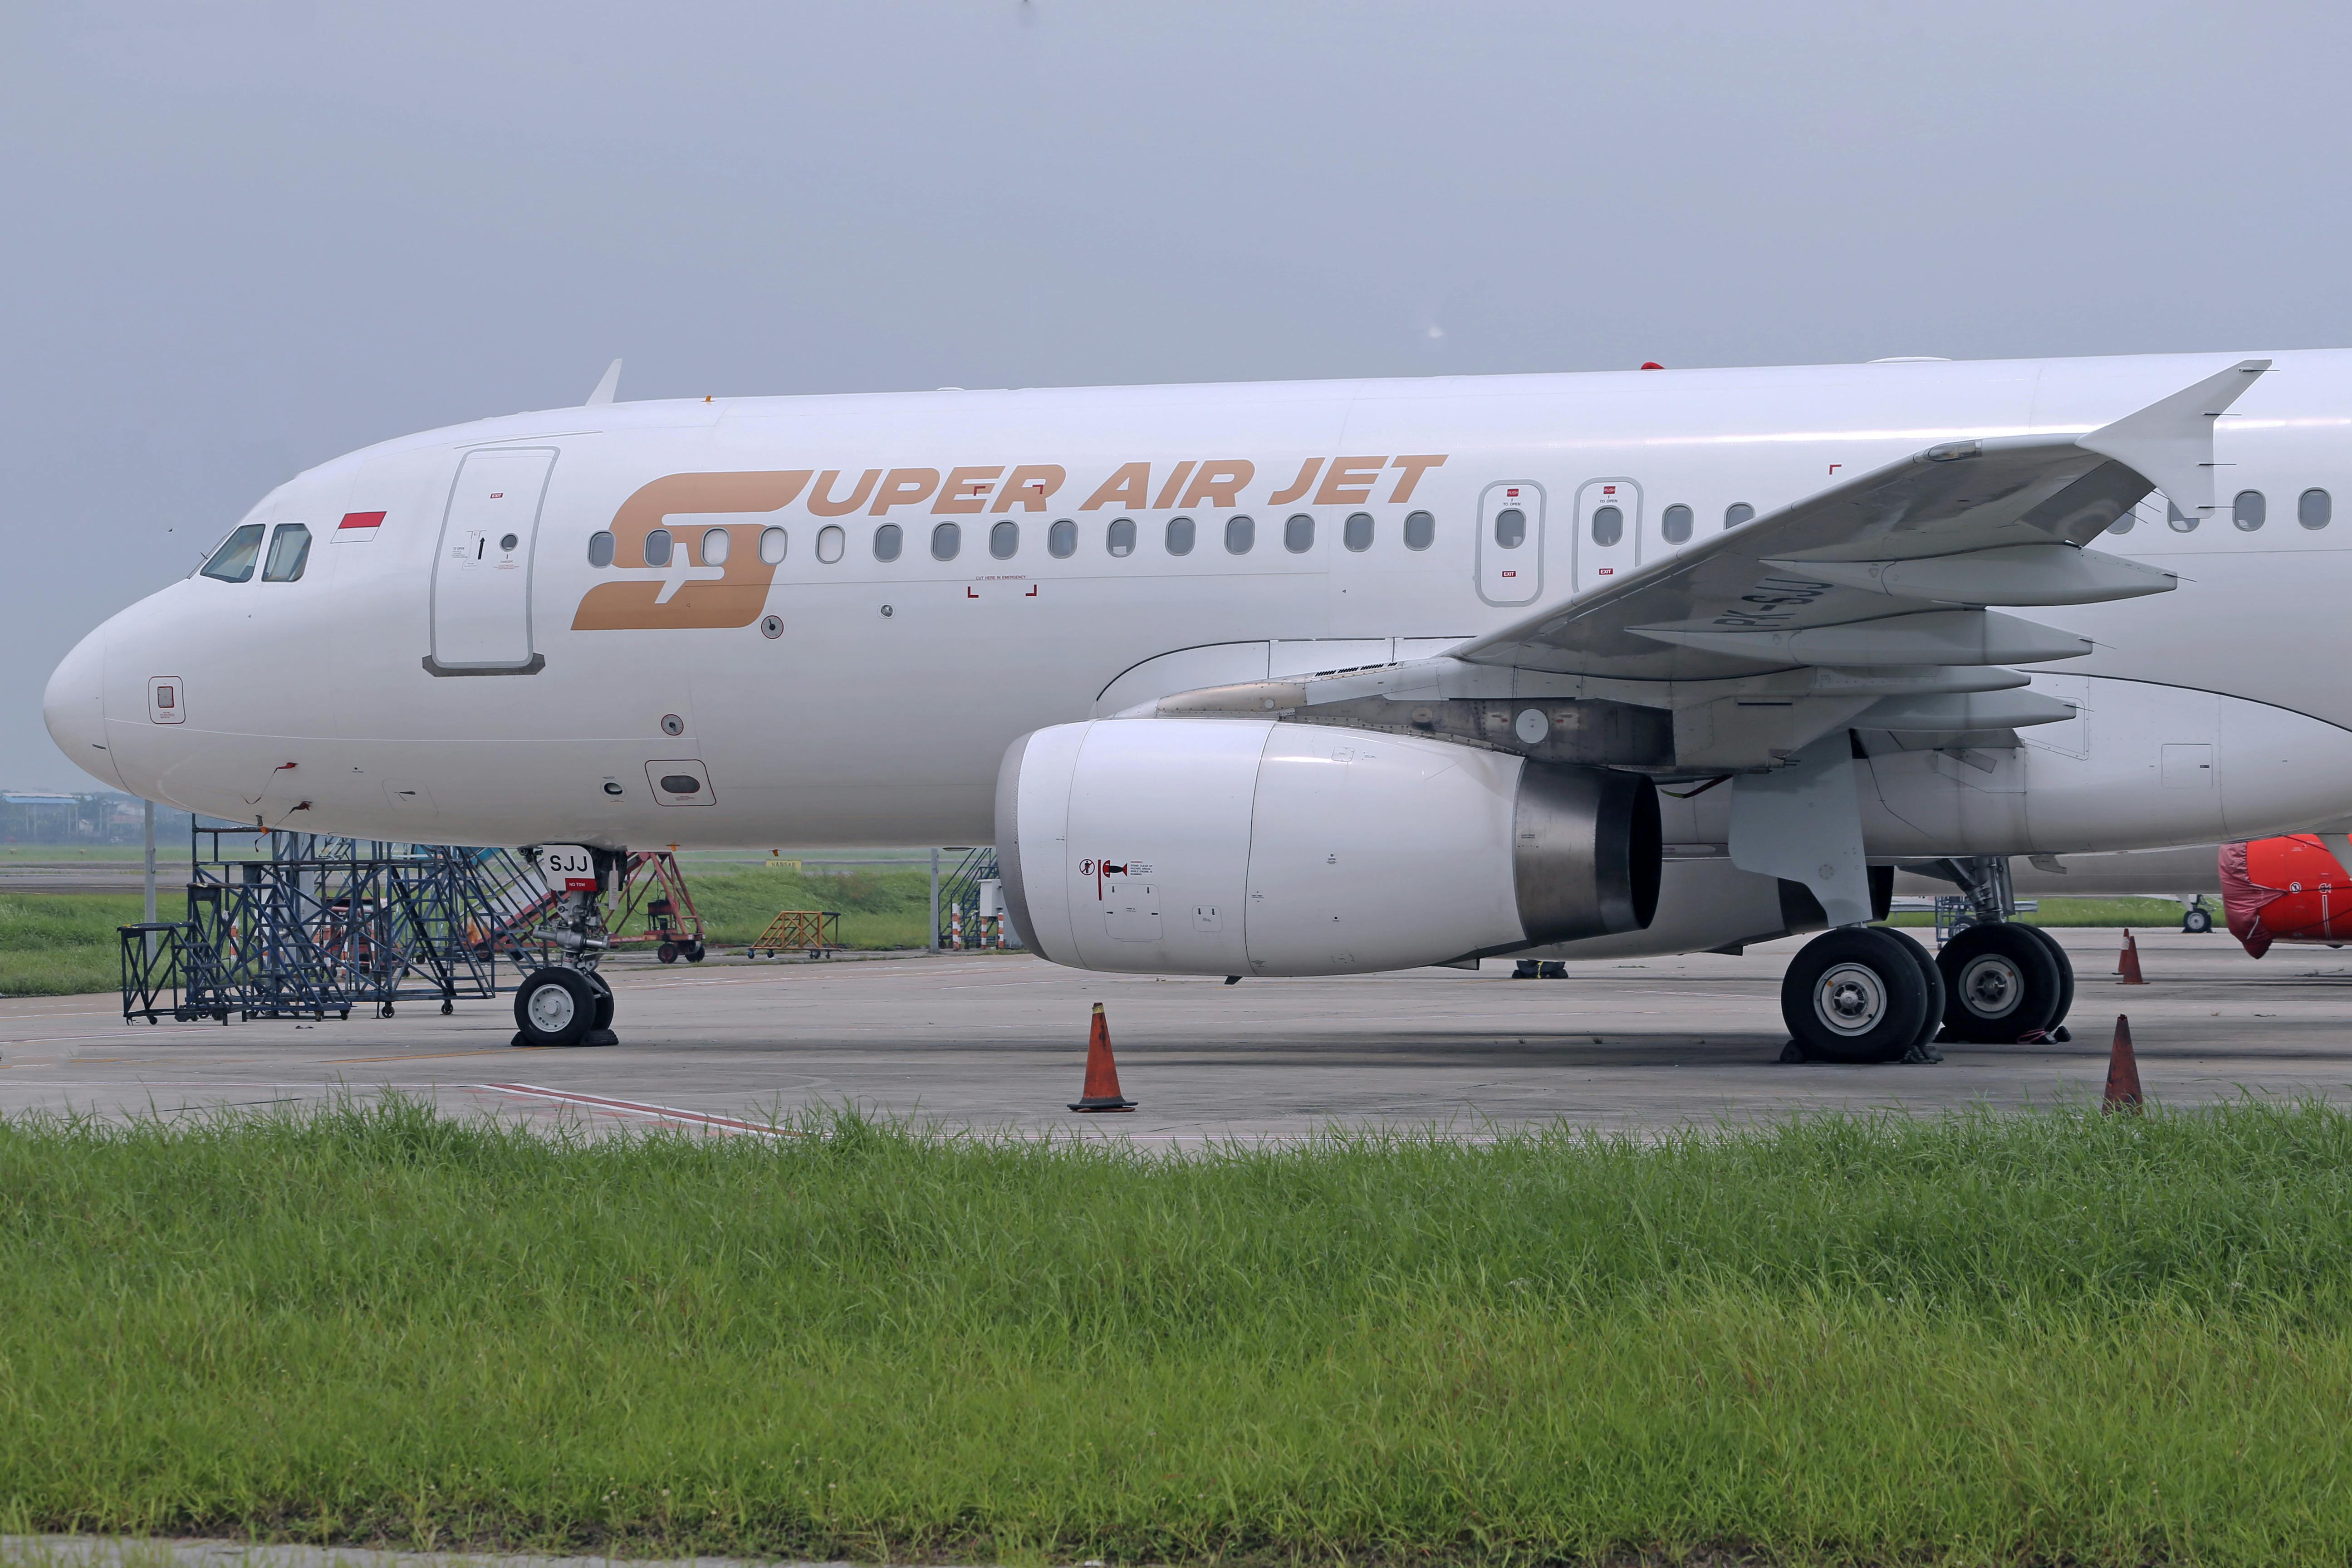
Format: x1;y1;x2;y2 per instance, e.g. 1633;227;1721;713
1780;855;2076;1062
1780;926;1946;1063
511;845;622;1049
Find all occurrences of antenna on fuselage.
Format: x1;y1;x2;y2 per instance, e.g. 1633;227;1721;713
584;359;622;407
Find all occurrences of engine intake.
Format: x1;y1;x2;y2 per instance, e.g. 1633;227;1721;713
996;719;1658;977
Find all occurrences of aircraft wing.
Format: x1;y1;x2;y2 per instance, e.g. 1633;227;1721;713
1451;357;2270;683
1130;358;2269;774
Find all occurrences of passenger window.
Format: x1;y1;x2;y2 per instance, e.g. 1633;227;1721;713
1723;503;1754;529
701;526;732;564
1661;504;1693;544
1343;512;1374;552
2302;488;2332;529
759;525;787;564
931;522;961;561
261;524;311;582
2108;510;2136;535
1164;516;1194;556
2233;490;2265;532
588;530;616;567
990;520;1019;559
201;524;265;583
644;528;673;567
2167;500;2198;533
1590;505;1623;547
1283;514;1314;553
1108;518;1137;557
1049;519;1078;558
817;525;846;564
1494;507;1526;548
1225;515;1255;554
873;523;902;561
1403;510;1436;550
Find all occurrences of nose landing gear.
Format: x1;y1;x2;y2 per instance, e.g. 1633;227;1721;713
513;966;617;1049
510;845;623;1049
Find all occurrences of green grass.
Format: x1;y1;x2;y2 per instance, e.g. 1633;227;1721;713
0;892;145;997
8;1100;2352;1563
0;867;935;999
671;866;934;950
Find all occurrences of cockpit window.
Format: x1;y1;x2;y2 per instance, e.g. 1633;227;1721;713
262;523;312;582
201;524;266;583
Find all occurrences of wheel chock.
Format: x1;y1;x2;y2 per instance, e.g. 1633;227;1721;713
2103;1014;2144;1112
2116;929;2148;985
1068;1002;1137;1112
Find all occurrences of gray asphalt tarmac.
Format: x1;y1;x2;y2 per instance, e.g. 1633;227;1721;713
5;927;2347;1142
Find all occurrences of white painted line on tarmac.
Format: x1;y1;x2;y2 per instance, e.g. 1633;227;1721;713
469;1082;794;1138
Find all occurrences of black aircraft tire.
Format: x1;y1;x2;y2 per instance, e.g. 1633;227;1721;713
2184;906;2214;934
512;968;597;1049
1780;927;1932;1064
1937;922;2064;1043
2014;923;2075;1032
1890;929;1946;1058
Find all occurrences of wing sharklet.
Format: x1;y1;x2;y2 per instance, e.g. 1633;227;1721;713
2075;357;2270;516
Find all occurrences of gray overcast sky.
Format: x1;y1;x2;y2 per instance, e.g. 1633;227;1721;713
6;0;2350;789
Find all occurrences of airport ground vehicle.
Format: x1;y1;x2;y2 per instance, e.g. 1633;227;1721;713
47;351;2352;1057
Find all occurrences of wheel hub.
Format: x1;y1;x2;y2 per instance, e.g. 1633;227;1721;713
1813;961;1887;1036
526;980;578;1032
1958;954;2023;1019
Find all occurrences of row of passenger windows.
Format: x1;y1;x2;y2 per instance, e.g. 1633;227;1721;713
200;522;312;583
1526;489;2336;549
2108;488;2333;534
588;510;1442;568
1506;501;1756;549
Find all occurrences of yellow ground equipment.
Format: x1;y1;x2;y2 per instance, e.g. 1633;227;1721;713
750;909;843;959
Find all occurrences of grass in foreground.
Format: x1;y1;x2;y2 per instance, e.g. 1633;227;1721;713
6;1101;2352;1564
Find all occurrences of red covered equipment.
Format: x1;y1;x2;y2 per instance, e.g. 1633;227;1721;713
2220;835;2352;958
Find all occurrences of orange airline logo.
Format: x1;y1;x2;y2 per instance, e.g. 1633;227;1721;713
572;456;1446;632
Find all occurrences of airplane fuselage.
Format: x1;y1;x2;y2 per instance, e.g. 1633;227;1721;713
46;349;2352;855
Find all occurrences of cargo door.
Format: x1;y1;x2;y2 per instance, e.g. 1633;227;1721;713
429;446;556;673
1476;481;1543;606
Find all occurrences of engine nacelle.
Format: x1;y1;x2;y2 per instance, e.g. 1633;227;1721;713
996;719;1660;977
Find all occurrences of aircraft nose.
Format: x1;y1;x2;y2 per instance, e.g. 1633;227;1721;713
44;627;124;789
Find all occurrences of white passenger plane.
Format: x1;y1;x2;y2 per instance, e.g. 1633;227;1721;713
44;351;2352;1059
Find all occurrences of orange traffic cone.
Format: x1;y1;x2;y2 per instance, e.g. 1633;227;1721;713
2103;1014;2144;1112
1068;1002;1136;1112
2116;929;2147;985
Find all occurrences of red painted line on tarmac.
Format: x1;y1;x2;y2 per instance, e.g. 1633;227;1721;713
470;1082;794;1138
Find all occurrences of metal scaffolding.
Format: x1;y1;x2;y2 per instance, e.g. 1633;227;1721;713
119;828;554;1024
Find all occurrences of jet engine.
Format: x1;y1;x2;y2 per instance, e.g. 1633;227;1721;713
995;719;1660;976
